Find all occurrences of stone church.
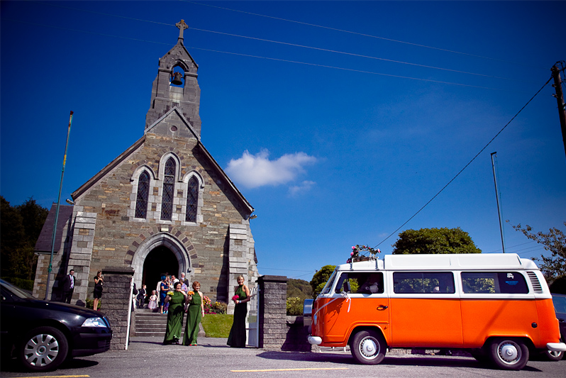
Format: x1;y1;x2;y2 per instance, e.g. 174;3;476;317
34;21;259;309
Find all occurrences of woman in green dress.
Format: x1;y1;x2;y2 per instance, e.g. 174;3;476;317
163;282;189;345
183;281;204;346
227;275;250;348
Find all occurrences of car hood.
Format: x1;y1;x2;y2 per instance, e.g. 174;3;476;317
17;298;105;318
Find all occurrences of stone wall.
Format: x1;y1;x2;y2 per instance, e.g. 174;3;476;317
101;267;134;350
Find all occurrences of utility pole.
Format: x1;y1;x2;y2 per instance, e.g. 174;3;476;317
45;111;74;300
551;62;566;160
491;152;505;253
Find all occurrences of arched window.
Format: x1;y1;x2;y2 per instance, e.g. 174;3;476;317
161;158;176;220
135;171;150;219
186;176;199;222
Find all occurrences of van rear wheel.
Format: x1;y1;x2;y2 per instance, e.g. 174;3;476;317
488;338;529;370
350;330;386;365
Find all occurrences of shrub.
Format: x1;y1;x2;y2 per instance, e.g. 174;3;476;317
85;298;101;310
4;277;34;291
210;301;227;314
286;297;303;315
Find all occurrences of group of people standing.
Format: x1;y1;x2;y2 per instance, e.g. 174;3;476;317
160;274;251;348
162;280;204;346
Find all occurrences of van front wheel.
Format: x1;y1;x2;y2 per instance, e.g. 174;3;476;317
488;338;529;370
350;330;386;365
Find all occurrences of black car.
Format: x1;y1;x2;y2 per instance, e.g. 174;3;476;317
0;279;112;371
545;293;566;361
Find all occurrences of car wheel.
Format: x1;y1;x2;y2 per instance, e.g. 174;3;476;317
350;329;386;365
18;326;69;372
488;338;529;370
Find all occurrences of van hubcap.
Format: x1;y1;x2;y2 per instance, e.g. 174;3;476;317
498;342;519;363
360;337;378;359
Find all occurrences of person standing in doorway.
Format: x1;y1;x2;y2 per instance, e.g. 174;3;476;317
62;269;75;304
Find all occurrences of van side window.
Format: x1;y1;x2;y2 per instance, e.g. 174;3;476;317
461;272;528;294
335;273;384;294
393;272;455;294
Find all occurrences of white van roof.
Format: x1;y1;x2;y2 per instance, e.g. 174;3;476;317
337;253;539;271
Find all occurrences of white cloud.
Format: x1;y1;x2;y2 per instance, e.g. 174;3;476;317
289;181;316;196
225;149;317;189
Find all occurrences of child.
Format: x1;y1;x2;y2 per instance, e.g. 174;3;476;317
148;290;158;312
137;284;147;308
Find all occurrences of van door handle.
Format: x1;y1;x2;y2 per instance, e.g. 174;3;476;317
377;305;388;310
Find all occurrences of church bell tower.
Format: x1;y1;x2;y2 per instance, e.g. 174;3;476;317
145;20;202;137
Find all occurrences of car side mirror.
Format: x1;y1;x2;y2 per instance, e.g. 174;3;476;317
343;281;351;293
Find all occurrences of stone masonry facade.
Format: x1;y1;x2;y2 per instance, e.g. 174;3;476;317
34;25;259;317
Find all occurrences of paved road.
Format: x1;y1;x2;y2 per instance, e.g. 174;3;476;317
2;337;565;378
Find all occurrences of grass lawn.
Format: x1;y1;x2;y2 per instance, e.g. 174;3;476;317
201;314;233;338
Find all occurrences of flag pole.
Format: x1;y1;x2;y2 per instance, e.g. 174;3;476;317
45;111;74;300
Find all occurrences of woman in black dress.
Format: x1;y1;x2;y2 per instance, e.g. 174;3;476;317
227;275;250;347
93;271;103;310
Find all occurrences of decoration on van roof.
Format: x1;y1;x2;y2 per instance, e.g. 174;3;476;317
347;245;381;263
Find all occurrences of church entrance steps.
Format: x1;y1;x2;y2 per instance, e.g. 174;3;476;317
133;308;184;337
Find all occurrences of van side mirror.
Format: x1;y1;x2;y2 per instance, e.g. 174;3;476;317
343;281;351;293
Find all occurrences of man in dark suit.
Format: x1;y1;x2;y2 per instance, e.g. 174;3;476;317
62;269;75;304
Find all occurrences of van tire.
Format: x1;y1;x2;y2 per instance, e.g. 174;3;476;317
542;349;564;361
350;330;386;365
488;338;529;370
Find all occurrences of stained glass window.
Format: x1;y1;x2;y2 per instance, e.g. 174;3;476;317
161;158;176;220
186;176;199;222
135;171;150;219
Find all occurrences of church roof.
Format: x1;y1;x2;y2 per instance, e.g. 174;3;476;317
71;107;254;215
35;203;74;253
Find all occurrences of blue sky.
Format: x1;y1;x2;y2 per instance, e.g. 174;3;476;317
2;1;565;281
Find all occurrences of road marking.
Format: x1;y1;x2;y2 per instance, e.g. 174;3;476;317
18;376;90;378
231;368;348;372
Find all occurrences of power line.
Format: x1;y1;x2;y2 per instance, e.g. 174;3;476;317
39;1;532;83
186;0;547;70
375;75;554;248
189;27;523;82
4;18;512;91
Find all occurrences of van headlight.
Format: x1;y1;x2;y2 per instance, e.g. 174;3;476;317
82;317;108;328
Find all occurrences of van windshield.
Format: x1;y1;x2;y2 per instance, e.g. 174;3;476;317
320;271;337;295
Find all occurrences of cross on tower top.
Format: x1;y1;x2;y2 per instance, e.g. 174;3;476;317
176;19;189;41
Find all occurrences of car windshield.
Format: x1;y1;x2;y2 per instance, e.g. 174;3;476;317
0;279;34;299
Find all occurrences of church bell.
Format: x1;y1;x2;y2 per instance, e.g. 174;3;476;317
171;72;183;85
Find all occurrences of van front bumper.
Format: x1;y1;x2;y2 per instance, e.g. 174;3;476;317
308;335;322;345
547;342;566;352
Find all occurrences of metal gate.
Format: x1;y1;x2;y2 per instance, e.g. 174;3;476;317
246;285;260;347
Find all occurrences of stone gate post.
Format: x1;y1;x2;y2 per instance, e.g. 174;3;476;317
258;275;287;349
101;267;135;350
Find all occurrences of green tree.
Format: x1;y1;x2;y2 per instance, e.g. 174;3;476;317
512;223;566;280
310;265;336;298
392;227;482;254
0;196;49;282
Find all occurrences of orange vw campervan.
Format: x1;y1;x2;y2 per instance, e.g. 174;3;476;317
308;253;566;370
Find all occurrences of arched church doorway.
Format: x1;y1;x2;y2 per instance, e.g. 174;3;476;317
142;246;179;295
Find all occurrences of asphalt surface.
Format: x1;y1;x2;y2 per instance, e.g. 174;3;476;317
1;336;565;378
